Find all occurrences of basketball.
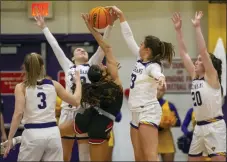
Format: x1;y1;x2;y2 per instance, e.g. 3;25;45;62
89;7;110;29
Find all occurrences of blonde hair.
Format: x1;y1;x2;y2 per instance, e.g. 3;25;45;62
23;53;45;87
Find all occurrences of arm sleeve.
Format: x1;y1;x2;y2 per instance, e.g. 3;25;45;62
169;103;181;127
181;108;193;135
89;25;113;65
147;63;165;79
120;21;140;58
42;27;73;72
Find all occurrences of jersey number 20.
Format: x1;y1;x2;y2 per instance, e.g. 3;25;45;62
191;91;202;106
37;92;47;109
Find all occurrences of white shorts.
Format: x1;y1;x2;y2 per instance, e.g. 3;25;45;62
18;126;63;161
130;103;162;129
59;108;85;138
189;119;226;157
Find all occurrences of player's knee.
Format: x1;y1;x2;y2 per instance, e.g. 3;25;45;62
88;128;109;144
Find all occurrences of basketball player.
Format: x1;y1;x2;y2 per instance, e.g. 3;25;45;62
172;12;226;161
71;13;123;161
3;53;82;161
106;6;175;161
34;13;116;161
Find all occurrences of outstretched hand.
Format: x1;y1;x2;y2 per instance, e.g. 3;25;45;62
105;6;123;17
171;12;182;31
81;13;90;25
34;12;46;29
191;11;203;28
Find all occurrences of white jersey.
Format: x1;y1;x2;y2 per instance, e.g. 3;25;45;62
128;60;161;112
21;79;57;124
42;25;113;111
61;64;90;110
120;21;163;112
191;77;223;121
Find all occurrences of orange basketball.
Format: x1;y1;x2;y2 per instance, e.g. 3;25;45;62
89;7;110;29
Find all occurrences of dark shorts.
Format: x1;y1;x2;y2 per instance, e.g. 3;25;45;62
74;108;113;144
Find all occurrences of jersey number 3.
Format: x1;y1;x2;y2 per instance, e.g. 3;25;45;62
130;74;137;89
37;92;47;109
191;91;202;106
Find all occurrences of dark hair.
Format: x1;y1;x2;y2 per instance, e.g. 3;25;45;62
144;35;175;64
209;53;223;95
81;81;122;109
23;53;45;87
88;65;103;83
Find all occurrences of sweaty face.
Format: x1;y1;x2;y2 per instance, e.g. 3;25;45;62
194;55;205;75
73;48;88;63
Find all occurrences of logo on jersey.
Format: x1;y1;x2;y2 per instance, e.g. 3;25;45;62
132;66;143;74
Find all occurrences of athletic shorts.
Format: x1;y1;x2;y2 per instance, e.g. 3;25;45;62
189;119;226;157
130;103;162;129
59;108;84;139
18;123;63;161
74;108;113;144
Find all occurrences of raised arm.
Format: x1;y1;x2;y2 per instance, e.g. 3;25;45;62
82;14;120;84
192;11;219;85
34;15;73;72
54;71;81;107
172;12;195;79
89;13;117;65
107;6;139;57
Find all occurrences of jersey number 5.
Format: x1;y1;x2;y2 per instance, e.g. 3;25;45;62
191;91;202;106
130;74;137;89
37;92;47;109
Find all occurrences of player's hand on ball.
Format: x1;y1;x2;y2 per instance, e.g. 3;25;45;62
105;6;123;17
109;11;118;25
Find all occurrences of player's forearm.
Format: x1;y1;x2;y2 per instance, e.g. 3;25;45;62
195;26;207;55
73;80;82;106
42;27;71;71
87;24;111;55
120;21;139;57
89;25;113;65
176;29;188;57
8;113;23;140
0;114;6;136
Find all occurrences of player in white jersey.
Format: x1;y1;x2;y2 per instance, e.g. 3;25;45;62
3;53;82;161
34;14;116;161
172;12;226;161
108;6;175;161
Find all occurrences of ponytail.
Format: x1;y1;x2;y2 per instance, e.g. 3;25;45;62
24;53;45;87
144;35;175;64
161;41;175;64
